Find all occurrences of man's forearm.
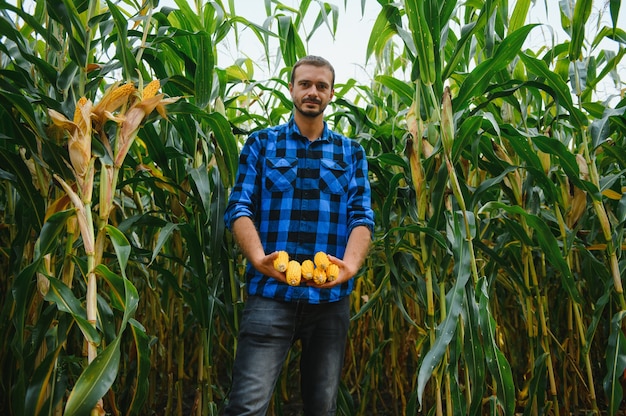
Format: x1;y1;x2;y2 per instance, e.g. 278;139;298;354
342;225;372;278
231;216;265;268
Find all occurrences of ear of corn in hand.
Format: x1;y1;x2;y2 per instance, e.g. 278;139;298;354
314;251;330;271
275;251;336;285
301;259;314;280
326;263;339;282
273;250;289;272
286;260;302;286
313;267;327;285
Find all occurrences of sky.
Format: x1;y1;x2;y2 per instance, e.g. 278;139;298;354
10;0;624;99
212;0;379;84
188;0;625;101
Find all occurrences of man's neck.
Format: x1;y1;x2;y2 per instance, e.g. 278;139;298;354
294;113;325;141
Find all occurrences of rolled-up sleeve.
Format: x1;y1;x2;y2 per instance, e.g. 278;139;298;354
347;143;375;237
224;135;261;230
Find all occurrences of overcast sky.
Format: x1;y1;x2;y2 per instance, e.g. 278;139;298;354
187;0;625;101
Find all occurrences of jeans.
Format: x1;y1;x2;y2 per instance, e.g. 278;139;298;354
223;295;350;416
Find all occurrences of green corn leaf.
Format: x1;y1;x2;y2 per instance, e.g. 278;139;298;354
480;202;582;303
277;15;300;68
0;151;45;231
105;225;131;277
583;269;612;354
149;222;179;265
209;168;227;254
532;135;600;198
464;285;486;415
195;31;214;109
24;345;63;416
64;336;121;416
45;278;101;344
478;278;515;416
374;75;414;106
569;0;592;61
455;24;537;110
519;53;587;129
509;0;531;34
604;310;626;416
522;352;549;416
366;5;401;61
106;0;138;79
125;319;152;416
173;0;203;30
34;209;74;258
95;263;139;325
417;211;472;405
189;164;213;218
610;0;620;30
404;0;435;84
381;173;404;231
589;106;626;148
95;264;126;311
207;112;239;188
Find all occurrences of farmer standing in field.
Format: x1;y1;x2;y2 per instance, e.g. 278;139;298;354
223;55;375;415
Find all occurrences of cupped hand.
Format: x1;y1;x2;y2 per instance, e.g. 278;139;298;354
253;251;287;284
307;254;355;289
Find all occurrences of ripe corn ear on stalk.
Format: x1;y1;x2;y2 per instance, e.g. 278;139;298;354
286;260;302;286
314;251;330;271
326;263;339;282
274;250;289;272
301;259;315;280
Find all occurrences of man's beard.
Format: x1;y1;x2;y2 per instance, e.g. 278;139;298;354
294;98;326;118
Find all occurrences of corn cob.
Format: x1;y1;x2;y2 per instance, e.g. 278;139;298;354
273;250;289;272
314;251;330;271
326;263;339;282
286;260;301;286
301;259;315;280
143;80;161;99
313;267;327;285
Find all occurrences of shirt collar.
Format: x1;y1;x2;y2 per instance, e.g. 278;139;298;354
288;117;331;142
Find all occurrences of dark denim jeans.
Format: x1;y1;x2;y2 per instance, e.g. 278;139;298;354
223;295;350;416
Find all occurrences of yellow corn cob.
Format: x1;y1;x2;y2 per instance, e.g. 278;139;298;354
313;267;327;285
301;259;315;280
314;251;330;271
143;80;161;99
326;263;339;282
73;97;88;123
108;82;136;109
286;260;301;286
273;250;289;272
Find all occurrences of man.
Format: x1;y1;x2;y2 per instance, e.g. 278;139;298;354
223;55;374;415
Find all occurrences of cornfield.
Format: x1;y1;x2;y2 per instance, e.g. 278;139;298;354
0;0;625;415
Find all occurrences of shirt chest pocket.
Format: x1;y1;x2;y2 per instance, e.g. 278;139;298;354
265;157;297;192
320;159;349;195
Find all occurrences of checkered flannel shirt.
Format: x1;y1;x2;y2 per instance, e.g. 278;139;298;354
224;118;375;303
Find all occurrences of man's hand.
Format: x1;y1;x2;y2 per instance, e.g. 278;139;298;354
310;225;371;288
252;251;288;284
306;254;354;288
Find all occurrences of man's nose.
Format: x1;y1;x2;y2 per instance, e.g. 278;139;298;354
308;85;321;95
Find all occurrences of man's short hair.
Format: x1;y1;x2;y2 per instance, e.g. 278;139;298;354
290;55;336;89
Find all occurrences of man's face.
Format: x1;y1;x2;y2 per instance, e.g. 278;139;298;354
289;64;334;118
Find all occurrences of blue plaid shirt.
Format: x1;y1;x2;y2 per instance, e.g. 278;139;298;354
224;118;374;304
